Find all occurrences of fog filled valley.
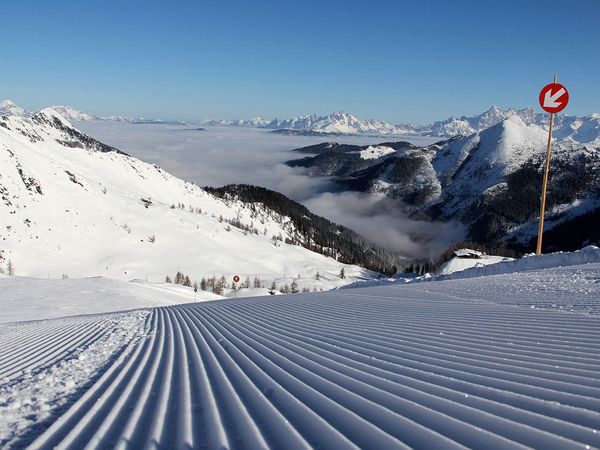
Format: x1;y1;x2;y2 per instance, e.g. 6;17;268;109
75;121;451;260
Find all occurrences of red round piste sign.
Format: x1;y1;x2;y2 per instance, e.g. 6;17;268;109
233;275;240;283
539;82;569;113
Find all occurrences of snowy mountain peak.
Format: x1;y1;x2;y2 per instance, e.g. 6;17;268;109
31;107;77;130
479;115;547;167
418;106;600;145
330;111;356;120
0;99;26;116
49;105;96;122
245;117;269;127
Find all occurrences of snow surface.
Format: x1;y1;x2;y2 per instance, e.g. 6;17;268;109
436;254;513;276
357;145;396;160
453;248;482;257
0;310;149;448
0;277;222;323
0;271;379;324
1;258;599;448
436;245;600;282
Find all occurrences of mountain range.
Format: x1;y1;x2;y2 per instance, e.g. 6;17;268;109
0;100;187;125
203;107;600;146
3;99;598;265
286;116;600;254
4;99;599;145
0;107;397;284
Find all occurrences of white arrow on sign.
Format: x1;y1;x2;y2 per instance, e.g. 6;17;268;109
543;87;566;108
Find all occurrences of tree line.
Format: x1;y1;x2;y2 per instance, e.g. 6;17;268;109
205;184;399;275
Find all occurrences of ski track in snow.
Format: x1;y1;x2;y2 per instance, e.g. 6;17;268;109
0;311;150;449
0;285;595;449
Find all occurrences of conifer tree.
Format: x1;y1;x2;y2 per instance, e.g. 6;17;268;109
213;280;223;295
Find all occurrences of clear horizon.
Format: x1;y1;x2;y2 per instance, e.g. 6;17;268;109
2;0;599;123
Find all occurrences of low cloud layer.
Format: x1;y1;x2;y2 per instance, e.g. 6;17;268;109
305;191;465;260
78;122;459;260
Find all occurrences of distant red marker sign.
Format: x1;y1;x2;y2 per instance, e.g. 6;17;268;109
539;82;569;113
233;275;240;283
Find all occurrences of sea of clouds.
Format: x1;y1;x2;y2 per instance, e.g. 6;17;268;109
77;122;463;260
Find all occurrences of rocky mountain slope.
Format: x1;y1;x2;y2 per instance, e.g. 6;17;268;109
286;116;600;252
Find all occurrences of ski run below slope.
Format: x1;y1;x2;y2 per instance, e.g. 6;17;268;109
0;276;222;323
1;259;600;449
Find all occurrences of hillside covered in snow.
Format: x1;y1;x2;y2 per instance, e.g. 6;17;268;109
0;108;397;288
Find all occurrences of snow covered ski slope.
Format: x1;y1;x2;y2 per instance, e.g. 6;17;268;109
0;311;150;448
2;263;598;449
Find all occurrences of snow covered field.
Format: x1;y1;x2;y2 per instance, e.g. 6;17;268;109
0;277;221;323
1;257;599;449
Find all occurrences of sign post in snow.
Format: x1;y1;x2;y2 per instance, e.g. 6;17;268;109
536;76;569;255
233;275;240;298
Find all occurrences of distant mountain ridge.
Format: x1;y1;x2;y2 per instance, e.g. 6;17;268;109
204;107;600;146
3;99;599;145
0;99;187;125
203;111;412;136
215;106;600;146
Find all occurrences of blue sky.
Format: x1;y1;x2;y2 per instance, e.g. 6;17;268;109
2;0;599;123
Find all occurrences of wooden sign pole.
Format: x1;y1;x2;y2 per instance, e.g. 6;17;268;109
536;74;557;255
